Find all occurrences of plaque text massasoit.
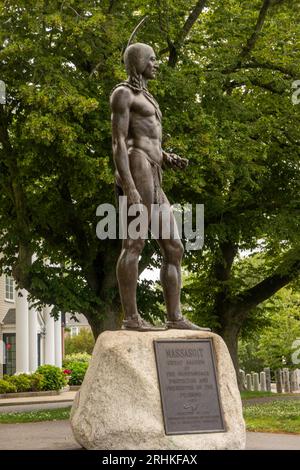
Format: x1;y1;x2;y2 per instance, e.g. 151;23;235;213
154;339;225;435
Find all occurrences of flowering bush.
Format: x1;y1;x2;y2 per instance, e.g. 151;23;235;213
62;353;91;367
64;362;89;385
63;369;72;383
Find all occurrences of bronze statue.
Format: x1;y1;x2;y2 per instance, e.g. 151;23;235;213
110;41;207;332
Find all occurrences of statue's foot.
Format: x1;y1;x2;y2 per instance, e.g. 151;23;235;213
166;316;211;331
122;315;166;332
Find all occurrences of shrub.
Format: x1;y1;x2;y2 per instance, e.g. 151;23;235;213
30;373;45;391
0;379;17;394
37;365;67;391
64;329;95;355
62;352;91;368
7;374;32;392
67;362;89;386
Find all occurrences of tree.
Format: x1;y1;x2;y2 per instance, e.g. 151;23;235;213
238;287;300;371
0;1;299;375
65;329;95;355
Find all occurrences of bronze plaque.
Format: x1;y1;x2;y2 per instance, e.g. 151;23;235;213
154;339;225;435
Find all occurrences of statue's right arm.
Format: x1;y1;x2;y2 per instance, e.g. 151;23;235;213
110;87;141;204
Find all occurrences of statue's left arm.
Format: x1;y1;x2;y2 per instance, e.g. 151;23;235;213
162;150;188;170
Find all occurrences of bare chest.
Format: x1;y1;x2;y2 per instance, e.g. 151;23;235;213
131;93;159;118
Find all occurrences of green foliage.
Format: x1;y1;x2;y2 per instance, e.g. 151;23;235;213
1;373;45;393
239;288;300;371
66;361;89;386
64;329;95;355
62;352;91;367
63;351;90;384
238;341;265;374
37;365;66;391
0;379;17;394
29;372;46;392
5;374;32;392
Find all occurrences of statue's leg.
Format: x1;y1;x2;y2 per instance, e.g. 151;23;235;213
117;237;145;324
156;234;184;322
154;193;210;331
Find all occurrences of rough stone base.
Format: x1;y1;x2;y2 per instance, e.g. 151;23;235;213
70;330;246;450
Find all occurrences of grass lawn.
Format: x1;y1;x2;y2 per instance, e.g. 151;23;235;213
243;400;300;434
0;407;71;424
241;391;274;399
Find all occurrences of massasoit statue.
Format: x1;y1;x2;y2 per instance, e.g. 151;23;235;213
110;41;208;332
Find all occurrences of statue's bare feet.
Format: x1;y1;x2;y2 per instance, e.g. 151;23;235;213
122;314;166;332
166;316;211;331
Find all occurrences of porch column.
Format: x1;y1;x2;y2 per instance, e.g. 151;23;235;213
54;313;62;368
15;289;29;373
44;305;55;365
28;305;38;372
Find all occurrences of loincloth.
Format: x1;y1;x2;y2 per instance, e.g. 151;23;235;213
115;148;164;205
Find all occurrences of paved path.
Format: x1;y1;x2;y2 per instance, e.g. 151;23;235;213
0;420;299;450
246;431;300;450
0;420;80;450
0;391;76;408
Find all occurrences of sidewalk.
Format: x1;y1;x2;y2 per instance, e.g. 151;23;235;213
0;419;299;450
0;391;76;407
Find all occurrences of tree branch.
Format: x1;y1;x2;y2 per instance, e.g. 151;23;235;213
241;0;272;57
168;0;207;67
234;249;300;313
176;0;207;47
220;59;298;80
224;77;284;95
223;0;273;74
108;0;116;13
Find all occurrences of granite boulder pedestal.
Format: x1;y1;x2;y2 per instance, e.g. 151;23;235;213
70;329;246;450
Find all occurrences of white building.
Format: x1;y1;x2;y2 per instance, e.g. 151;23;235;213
0;273;62;377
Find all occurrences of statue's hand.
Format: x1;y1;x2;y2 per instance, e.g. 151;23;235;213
125;187;143;206
166;153;189;170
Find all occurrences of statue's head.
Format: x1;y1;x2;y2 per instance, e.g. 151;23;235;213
124;42;157;87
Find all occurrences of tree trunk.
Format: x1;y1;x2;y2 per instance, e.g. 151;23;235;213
88;303;122;340
219;320;245;391
221;326;239;375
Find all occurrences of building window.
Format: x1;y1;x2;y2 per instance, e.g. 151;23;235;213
3;333;16;376
70;326;79;337
5;275;14;302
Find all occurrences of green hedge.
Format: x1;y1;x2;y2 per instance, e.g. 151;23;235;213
1;365;75;393
37;365;67;391
1;367;65;394
6;374;32;392
1;372;47;393
0;379;17;394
